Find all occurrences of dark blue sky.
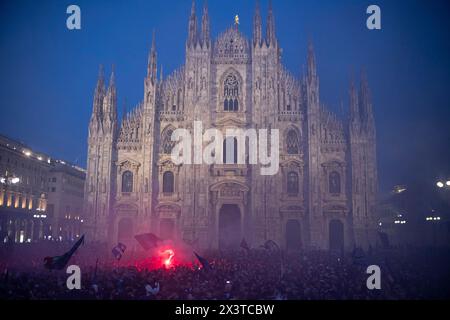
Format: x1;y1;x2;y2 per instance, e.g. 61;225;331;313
0;0;449;193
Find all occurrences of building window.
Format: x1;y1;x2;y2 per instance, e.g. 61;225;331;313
163;171;174;194
162;127;176;154
223;137;238;164
51;187;56;192
52;177;56;183
329;171;341;194
223;73;239;112
287;171;299;195
286;129;299;154
122;171;133;193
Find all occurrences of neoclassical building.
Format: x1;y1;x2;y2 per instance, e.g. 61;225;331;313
84;2;378;251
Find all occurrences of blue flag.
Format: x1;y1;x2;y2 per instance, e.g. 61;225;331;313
194;251;211;270
112;242;127;260
44;235;85;270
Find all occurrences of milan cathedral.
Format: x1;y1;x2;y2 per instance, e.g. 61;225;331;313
84;2;378;251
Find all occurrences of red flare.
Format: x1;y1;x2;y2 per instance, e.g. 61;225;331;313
160;249;175;268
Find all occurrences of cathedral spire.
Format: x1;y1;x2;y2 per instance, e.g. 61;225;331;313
122;98;127;121
147;30;157;85
306;41;319;110
109;64;115;88
359;69;374;127
349;78;360;123
266;0;276;47
187;0;198;48
92;64;105;117
201;1;210;48
253;0;262;47
307;41;317;84
104;65;117;121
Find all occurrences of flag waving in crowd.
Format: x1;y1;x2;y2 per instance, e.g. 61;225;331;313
112;243;127;260
194;252;211;271
44;235;85;270
134;233;161;250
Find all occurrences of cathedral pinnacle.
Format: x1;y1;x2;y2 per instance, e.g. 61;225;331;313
253;1;262;47
92;64;105;117
201;1;210;47
359;70;374;126
188;0;198;48
147;30;157;84
266;0;276;46
307;41;317;82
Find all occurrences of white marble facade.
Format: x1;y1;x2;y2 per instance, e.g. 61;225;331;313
83;2;378;251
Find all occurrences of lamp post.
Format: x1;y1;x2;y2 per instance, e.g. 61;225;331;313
425;211;442;247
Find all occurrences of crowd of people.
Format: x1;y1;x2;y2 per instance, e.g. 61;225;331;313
0;241;449;300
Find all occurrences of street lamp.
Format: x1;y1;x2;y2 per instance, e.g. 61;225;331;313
436;180;450;189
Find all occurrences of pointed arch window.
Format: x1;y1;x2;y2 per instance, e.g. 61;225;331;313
122;171;133;193
163;171;174;194
329;171;341;194
287;171;299;195
223;73;239;112
286;129;300;154
162;127;176;154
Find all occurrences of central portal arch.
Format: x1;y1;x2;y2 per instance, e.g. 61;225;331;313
286;220;302;250
219;204;241;249
329;219;344;253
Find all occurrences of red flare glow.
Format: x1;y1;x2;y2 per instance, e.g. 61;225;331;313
160;249;175;268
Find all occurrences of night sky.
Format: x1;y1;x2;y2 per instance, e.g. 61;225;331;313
0;0;449;194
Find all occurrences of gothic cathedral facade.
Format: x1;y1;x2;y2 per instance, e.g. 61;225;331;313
84;2;378;251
